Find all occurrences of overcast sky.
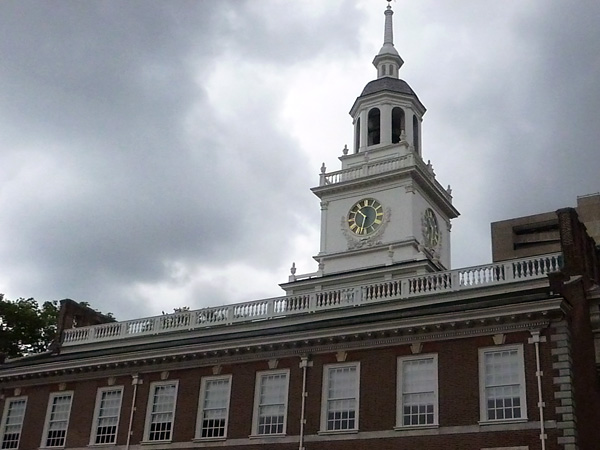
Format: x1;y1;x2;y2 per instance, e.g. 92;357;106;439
1;0;598;320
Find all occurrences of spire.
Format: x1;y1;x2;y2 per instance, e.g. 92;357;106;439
383;0;394;46
373;0;404;79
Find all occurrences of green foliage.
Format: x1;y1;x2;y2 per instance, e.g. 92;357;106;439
0;294;59;359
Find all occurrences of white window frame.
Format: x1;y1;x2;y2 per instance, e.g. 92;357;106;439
40;391;74;448
0;396;27;449
89;386;124;446
320;362;360;433
479;344;527;423
195;375;232;440
251;369;290;436
143;380;179;443
396;354;438;428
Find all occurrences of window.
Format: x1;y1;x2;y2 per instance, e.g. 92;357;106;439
144;381;178;442
391;107;405;143
41;392;73;448
397;355;438;427
321;363;359;432
90;387;123;445
0;397;27;449
412;115;419;153
252;370;289;436
354;117;361;153
367;108;381;146
196;375;232;439
479;345;527;422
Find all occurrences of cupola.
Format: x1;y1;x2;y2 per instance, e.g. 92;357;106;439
350;0;425;156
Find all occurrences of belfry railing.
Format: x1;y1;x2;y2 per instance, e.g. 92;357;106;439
62;252;562;346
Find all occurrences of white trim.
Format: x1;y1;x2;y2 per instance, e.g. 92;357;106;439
0;396;27;449
195;374;232;440
251;369;290;436
142;380;179;443
40;391;74;448
481;447;529;450
396;353;438;428
478;344;527;423
89;385;124;446
320;362;360;433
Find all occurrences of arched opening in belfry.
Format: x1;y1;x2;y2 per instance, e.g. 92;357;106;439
413;115;420;153
368;108;381;146
391;107;405;144
354;117;361;153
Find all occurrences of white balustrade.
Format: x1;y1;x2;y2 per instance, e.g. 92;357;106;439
61;253;561;347
319;154;452;203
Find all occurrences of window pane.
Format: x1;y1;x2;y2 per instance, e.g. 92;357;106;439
148;384;177;441
200;378;230;438
257;373;287;435
326;366;357;431
94;389;122;444
45;394;72;447
400;358;436;426
1;399;26;449
483;349;523;420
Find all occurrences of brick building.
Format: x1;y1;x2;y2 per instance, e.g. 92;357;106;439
1;3;600;450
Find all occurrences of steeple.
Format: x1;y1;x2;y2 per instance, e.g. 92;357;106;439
373;0;404;79
349;0;424;154
281;0;459;294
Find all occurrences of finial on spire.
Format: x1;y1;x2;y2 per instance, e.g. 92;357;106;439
384;1;394;45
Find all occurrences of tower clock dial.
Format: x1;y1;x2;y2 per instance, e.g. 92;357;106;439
348;198;384;235
422;208;440;248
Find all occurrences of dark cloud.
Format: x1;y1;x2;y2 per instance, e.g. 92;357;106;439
0;0;598;317
0;1;357;317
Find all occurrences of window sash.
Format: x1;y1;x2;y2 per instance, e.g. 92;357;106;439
146;382;177;442
398;356;438;427
251;371;289;436
256;373;288;435
322;364;359;431
198;376;231;439
92;387;123;445
480;346;526;422
0;398;27;450
43;393;73;448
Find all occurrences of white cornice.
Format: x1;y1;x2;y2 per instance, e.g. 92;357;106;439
0;298;565;386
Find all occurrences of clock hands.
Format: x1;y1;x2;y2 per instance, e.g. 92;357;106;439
356;209;368;226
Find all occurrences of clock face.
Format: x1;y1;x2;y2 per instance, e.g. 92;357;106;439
423;208;440;247
347;198;384;235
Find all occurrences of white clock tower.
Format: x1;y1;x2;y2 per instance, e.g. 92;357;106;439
283;1;459;293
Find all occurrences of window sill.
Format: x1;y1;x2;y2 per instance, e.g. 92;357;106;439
139;440;173;446
248;433;286;439
317;429;358;436
192;436;227;442
394;424;439;431
478;418;528;426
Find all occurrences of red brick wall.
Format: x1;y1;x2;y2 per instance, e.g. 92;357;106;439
1;330;563;449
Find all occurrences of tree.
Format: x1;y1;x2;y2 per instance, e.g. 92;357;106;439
0;294;59;359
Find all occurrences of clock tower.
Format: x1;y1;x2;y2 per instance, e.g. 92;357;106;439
284;1;459;292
